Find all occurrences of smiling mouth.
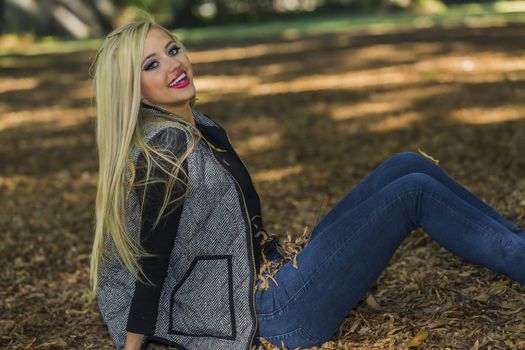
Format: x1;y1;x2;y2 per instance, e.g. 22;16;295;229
169;71;189;89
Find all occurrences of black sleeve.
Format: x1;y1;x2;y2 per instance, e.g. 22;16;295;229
126;127;188;335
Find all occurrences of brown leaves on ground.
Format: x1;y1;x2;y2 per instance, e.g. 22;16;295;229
408;329;428;348
2;22;525;349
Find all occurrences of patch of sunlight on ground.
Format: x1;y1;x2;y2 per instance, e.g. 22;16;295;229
415;54;525;73
339;112;423;134
330;101;410;121
189;36;350;63
249;68;421;95
235;131;282;154
368;112;423;132
252;165;303;182
0;78;39;94
329;85;454;121
194;75;260;93
453;106;525;124
69;85;95;100
0;106;93;131
349;43;426;62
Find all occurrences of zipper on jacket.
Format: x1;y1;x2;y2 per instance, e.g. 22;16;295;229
202;137;259;350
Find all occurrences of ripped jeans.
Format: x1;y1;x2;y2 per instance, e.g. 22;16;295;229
253;152;525;349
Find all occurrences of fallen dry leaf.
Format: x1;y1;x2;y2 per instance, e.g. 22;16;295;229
408;329;428;348
366;294;381;310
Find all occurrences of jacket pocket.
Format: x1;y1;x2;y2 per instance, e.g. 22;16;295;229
169;255;236;339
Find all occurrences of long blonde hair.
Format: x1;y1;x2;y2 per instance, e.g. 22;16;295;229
89;19;200;295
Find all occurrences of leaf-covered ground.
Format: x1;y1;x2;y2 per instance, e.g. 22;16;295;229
2;22;525;349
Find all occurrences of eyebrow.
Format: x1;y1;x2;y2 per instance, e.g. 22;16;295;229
142;40;176;66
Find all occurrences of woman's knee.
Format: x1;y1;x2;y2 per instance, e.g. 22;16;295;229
395;172;439;191
384;151;435;172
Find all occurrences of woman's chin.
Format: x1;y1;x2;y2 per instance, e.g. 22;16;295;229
168;86;196;102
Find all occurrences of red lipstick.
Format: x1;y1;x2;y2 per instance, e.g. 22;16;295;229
168;71;190;89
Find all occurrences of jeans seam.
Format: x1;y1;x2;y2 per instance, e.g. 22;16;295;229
262;327;320;344
423;191;516;249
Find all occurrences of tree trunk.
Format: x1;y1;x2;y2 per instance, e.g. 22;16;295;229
0;0;4;33
4;0;122;38
170;0;198;28
85;0;120;34
215;0;227;24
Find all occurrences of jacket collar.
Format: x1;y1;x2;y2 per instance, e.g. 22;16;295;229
194;113;233;152
140;103;233;152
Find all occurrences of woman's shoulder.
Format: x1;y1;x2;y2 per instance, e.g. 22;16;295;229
128;121;193;168
148;123;190;147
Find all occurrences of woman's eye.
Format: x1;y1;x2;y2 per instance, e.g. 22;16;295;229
144;61;159;71
168;46;180;56
143;46;180;71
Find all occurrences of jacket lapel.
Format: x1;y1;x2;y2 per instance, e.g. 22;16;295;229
194;111;235;153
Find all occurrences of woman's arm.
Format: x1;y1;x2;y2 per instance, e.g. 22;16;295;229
126;128;189;338
125;331;144;350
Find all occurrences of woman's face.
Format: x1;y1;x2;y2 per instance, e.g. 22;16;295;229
140;27;196;116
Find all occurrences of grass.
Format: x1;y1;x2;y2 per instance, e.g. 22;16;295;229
2;2;525;57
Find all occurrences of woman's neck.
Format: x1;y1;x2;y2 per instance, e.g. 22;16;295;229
177;106;196;128
142;102;196;128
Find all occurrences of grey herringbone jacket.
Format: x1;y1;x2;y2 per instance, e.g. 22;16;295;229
97;109;258;350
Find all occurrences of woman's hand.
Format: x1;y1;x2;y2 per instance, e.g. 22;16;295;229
124;332;144;350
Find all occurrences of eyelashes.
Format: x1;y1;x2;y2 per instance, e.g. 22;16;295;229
168;45;181;56
144;45;182;71
144;61;158;71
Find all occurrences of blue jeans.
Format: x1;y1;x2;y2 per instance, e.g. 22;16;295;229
253;152;525;349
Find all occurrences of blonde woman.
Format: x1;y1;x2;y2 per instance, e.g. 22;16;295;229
90;19;525;350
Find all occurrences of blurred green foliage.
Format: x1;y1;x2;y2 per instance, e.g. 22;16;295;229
1;0;525;38
3;1;525;57
126;0;172;22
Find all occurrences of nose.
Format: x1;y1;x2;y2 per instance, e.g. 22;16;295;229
167;56;181;73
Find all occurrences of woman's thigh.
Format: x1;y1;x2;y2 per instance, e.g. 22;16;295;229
309;152;518;244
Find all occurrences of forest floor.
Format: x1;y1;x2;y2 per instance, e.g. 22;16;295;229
2;19;525;350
